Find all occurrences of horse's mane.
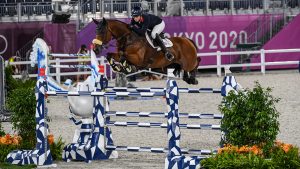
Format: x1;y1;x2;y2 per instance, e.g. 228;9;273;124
113;19;127;24
107;19;128;27
106;19;143;40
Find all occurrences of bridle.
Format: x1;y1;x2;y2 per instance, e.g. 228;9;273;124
96;22;131;49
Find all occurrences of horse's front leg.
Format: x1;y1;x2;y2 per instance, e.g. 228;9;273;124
107;53;122;72
119;56;137;74
107;52;134;74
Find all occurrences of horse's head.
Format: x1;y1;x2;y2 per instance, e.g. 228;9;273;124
92;18;112;54
92;18;132;54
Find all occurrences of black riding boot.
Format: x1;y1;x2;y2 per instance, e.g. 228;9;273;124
155;34;174;61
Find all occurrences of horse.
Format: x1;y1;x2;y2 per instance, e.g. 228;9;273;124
92;18;200;84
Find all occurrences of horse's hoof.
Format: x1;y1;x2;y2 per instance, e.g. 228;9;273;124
189;78;198;85
183;78;198;85
183;78;190;84
192;79;198;85
120;67;130;74
124;66;137;74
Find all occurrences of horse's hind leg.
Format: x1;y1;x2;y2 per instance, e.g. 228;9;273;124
183;68;198;85
173;64;182;77
189;68;198;85
183;71;190;84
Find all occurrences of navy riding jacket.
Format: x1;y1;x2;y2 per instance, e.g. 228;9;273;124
130;14;163;36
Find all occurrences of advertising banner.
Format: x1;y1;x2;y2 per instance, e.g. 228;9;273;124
43;23;77;54
0;22;47;60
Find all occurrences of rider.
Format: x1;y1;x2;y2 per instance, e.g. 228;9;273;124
129;6;174;61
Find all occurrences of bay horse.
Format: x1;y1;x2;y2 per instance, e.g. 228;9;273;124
92;18;200;84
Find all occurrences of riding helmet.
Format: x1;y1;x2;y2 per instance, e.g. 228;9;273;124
131;6;143;17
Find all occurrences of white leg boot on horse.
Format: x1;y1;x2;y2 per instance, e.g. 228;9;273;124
120;58;137;74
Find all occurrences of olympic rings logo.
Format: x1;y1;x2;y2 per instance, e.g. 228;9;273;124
0;35;8;55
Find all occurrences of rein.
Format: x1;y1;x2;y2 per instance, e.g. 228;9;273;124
99;24;131;50
107;24;131;42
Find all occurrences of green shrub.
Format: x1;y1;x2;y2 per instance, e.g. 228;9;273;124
219;81;280;154
0;144;20;163
270;143;300;168
0;162;36;169
201;152;271;169
4;66;19;96
0;134;65;164
0;123;4;136
202;82;299;168
0;136;65;162
50;136;65;161
5;66;35;96
201;144;300;169
5;65;36;148
6;87;36;147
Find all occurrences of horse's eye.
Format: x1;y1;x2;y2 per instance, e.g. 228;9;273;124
100;28;106;34
96;26;104;34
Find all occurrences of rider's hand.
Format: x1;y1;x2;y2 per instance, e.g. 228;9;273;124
128;25;134;30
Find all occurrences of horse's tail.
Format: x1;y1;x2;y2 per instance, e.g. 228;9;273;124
186;38;201;67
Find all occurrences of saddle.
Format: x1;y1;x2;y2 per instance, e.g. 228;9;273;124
145;32;173;51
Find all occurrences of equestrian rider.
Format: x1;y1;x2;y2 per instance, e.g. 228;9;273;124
129;6;174;61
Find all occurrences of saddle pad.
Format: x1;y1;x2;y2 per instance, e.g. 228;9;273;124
145;33;173;50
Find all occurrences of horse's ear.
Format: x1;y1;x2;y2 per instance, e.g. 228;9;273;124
102;18;107;25
92;18;99;25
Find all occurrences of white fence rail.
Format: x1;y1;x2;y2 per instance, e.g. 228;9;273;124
197;48;300;76
8;57;112;83
7;48;300;82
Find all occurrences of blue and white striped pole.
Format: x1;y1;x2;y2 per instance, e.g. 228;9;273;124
7;76;53;166
7;38;54;166
165;80;202;169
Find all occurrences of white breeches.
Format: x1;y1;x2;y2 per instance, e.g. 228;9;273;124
151;21;165;39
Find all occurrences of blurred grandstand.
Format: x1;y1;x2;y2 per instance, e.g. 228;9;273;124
0;0;299;23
